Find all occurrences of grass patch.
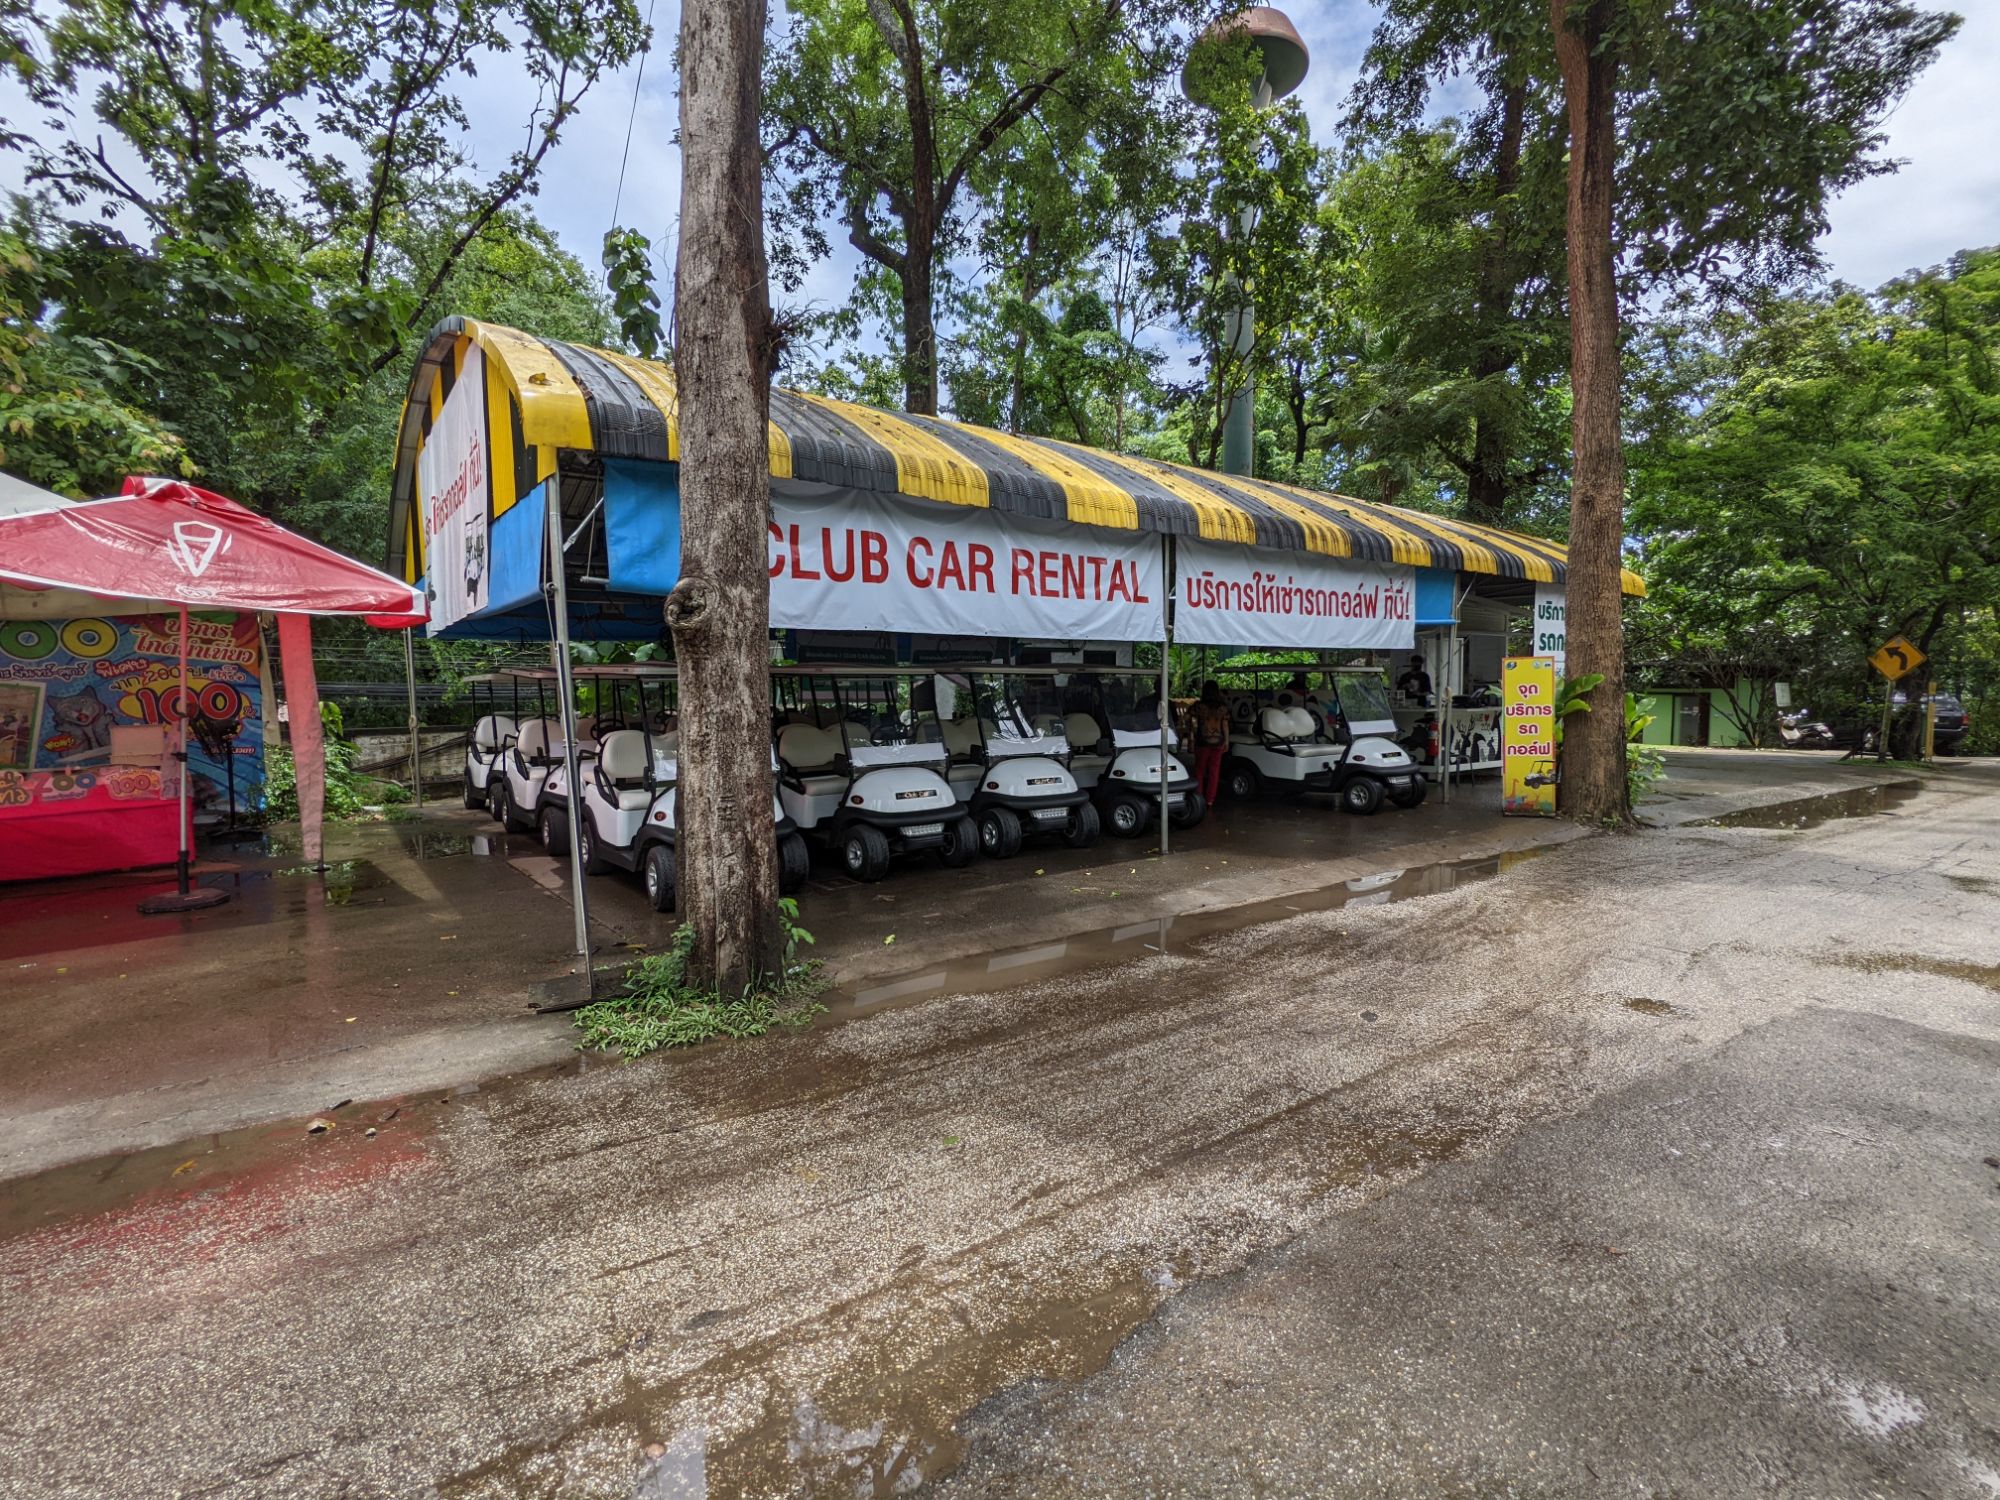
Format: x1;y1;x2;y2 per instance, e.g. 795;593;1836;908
574;899;826;1057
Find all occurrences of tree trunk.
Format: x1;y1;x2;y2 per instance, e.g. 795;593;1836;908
669;0;782;992
902;235;938;415
1465;79;1529;528
1552;0;1629;825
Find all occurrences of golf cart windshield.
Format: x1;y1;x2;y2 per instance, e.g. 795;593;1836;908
950;673;1067;757
1335;673;1395;725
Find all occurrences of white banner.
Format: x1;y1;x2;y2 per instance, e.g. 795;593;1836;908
769;486;1164;642
1532;586;1567;676
420;345;492;635
1174;539;1415;651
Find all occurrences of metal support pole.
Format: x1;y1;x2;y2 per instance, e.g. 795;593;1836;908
1159;536;1175;854
403;627;424;810
545;485;593;977
1877;684;1894;763
1924;678;1937;762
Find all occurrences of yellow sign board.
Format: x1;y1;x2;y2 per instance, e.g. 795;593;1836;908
1501;655;1558;817
1869;636;1925;681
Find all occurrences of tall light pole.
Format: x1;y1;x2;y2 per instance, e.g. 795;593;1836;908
1183;7;1308;478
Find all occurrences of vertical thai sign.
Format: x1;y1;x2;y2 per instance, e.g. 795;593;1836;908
420;344;492;635
1501;655;1558;816
1532;586;1567;677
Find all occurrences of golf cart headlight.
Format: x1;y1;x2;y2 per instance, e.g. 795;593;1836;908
849;795;863;805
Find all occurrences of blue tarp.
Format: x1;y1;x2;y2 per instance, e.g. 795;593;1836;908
1414;567;1458;627
603;458;681;597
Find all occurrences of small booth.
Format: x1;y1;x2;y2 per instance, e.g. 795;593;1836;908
0;478;425;892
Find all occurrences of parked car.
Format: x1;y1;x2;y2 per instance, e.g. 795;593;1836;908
1892;690;1971;753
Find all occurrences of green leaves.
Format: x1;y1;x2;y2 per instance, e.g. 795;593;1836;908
602;227;663;359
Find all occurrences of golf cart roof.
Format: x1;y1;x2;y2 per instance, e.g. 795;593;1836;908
1209;661;1389;676
567;662;678;680
461;667;561;685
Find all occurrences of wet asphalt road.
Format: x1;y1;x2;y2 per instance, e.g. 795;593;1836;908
0;765;1995;1498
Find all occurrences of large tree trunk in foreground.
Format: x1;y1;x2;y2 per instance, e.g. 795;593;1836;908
1552;0;1629;825
669;0;782;992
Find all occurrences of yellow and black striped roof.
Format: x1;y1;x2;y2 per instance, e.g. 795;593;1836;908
389;317;1644;596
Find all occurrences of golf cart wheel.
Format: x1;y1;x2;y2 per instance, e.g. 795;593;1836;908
538;804;570;856
462;772;484;811
979;806;1024;860
842;825;892;883
1222;762;1261;801
1171;787;1208;829
578;816;613;875
1390;779;1429;809
1105;793;1149;838
1341;777;1385;816
496;782;530;833
940;814;980;868
643;842;676;912
778;831;811;895
1063;800;1100;849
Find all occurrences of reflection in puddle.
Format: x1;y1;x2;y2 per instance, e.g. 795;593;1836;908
831;849;1542;1021
1694;781;1919;830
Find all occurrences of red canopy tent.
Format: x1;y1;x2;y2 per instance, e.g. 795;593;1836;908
0;478;425;907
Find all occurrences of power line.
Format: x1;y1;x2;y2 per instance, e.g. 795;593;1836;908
609;0;661;235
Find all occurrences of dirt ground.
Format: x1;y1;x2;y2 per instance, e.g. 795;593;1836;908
0;755;1992;1498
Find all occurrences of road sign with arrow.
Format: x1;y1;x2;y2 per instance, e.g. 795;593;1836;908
1869;635;1925;681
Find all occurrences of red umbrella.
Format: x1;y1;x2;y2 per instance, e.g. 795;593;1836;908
0;477;423;623
0;479;427;910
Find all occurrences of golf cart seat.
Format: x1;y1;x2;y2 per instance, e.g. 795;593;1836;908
941;718;984;757
594;729;654;810
1259;705;1317;741
515;717;559;765
777;723;848;797
1063;712;1103;752
472;714;516;753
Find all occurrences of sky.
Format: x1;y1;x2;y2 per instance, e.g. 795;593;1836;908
5;0;1997;315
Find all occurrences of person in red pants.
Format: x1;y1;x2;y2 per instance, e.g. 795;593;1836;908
1189;679;1230;803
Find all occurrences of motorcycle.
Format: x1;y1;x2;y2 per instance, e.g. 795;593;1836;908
1776;710;1834;749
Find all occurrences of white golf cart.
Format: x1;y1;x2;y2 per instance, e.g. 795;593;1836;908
556;665;810;911
771;669;978;881
458;671;520;812
488;667;574;835
1029;669;1204;838
1215;663;1423;815
927;667;1098;856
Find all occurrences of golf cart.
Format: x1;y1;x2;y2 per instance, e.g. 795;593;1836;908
771;669;978;881
1030;669;1204;837
459;672;521;812
557;665;809;911
928;667;1098;856
488;667;573;834
1214;662;1423;814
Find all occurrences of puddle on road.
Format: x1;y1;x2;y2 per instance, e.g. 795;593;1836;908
827;848;1545;1022
1825;952;2000;992
450;1118;1482;1500
1692;781;1919;830
1622;996;1677;1016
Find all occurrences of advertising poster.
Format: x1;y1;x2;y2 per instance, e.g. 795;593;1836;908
769;487;1164;642
1532;586;1568;677
1501;655;1558;816
0;613;265;815
420;343;493;635
1174;539;1415;652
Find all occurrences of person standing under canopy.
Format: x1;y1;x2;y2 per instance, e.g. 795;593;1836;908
1189;680;1231;804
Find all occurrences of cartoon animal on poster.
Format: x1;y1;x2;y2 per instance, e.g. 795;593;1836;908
44;682;117;758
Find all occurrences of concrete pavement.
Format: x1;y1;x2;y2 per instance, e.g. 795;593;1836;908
0;758;1993;1497
0;748;1927;1178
